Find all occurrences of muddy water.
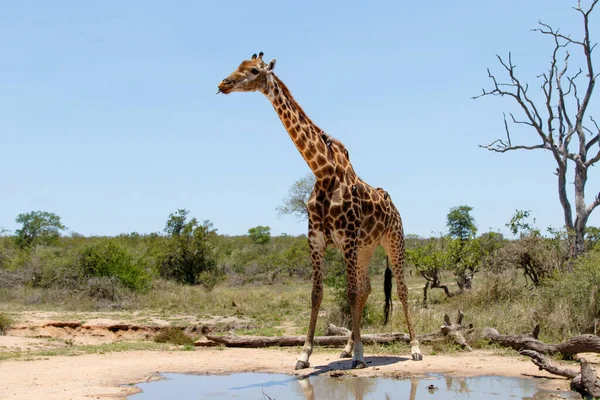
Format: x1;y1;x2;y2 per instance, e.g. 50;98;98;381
129;372;576;399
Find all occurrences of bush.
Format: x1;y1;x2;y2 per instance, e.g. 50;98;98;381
154;326;195;346
77;239;151;293
485;234;567;286
537;250;600;336
84;276;130;301
0;235;15;269
156;210;220;286
0;313;12;335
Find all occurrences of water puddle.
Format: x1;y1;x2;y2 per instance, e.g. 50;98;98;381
129;372;576;399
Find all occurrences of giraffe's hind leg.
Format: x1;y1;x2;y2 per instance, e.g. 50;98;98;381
340;245;376;361
382;232;423;361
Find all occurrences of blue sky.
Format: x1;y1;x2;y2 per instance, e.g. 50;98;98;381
1;0;598;238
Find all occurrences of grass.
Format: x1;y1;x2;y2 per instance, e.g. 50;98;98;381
1;259;596;353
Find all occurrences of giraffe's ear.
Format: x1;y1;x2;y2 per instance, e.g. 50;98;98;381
267;59;276;72
251;53;257;60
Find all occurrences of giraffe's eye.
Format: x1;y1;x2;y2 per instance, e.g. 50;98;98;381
250;68;260;75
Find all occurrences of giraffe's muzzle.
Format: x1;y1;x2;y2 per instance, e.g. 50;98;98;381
217;78;234;94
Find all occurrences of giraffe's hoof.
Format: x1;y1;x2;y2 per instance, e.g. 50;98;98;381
295;360;310;370
412;352;423;361
339;350;352;359
351;360;366;369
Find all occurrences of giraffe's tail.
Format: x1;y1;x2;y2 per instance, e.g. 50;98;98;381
383;256;393;325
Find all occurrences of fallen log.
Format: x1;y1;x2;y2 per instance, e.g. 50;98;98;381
482;325;600;356
520;350;600;398
205;310;474;350
325;324;350;336
205;333;414;348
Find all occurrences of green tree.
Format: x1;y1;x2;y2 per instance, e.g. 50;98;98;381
248;225;271;245
446;205;478;290
276;173;315;221
15;211;66;249
157;209;220;286
447;205;477;241
406;236;454;307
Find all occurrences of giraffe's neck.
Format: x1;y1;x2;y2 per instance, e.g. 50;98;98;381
261;74;336;182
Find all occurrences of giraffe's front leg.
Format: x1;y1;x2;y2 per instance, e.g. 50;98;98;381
295;230;325;370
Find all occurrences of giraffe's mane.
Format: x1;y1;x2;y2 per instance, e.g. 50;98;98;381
272;74;319;129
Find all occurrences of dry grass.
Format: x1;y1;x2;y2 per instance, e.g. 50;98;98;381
1;260;595;348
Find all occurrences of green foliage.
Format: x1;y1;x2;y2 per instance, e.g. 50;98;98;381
487;211;570;286
585;226;600;251
77;239;151;293
248;225;271;245
506;209;538;237
20;246;81;289
15;211;66;249
406;237;451;275
0;313;12;335
153;327;195;346
276;173;315;221
156;209;220;286
0;234;16;270
537;250;600;336
447;205;477;240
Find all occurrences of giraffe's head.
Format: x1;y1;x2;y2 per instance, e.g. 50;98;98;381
217;52;276;95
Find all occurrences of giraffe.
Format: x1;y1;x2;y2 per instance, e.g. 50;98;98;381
217;52;423;369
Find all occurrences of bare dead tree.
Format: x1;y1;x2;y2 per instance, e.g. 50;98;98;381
474;1;600;257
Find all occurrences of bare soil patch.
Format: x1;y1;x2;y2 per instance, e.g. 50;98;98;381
0;311;582;400
4;311;252;346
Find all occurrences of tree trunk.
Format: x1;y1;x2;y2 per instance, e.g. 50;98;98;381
573;161;589;258
422;281;430;308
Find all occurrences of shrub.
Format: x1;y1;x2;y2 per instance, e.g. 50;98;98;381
0;235;15;269
76;239;151;293
156;210;220;286
537;250;600;336
84;276;130;301
485;234;567;287
0;313;12;335
154;327;195;346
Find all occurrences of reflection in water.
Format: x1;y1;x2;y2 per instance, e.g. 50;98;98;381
296;375;375;400
295;375;557;400
130;372;576;400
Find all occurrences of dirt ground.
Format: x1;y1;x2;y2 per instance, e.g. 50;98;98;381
0;312;587;400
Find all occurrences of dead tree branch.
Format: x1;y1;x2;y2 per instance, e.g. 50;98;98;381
473;0;599;257
482;325;600;356
520;350;600;398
